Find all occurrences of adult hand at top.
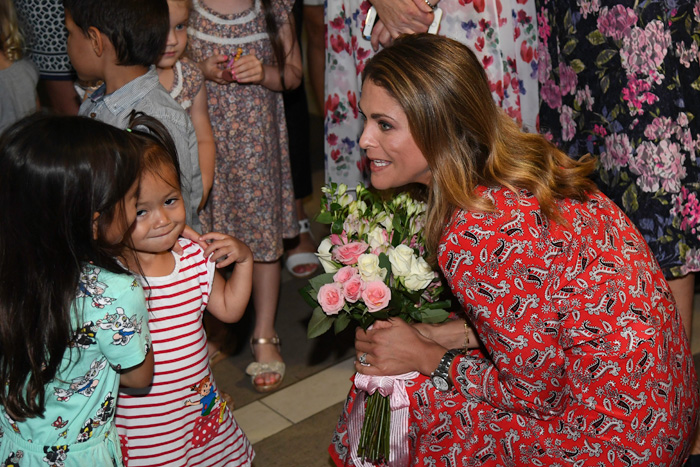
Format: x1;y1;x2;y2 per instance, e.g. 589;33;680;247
369;0;435;50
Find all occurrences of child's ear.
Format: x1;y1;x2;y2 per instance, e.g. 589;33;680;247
87;26;104;57
92;212;100;240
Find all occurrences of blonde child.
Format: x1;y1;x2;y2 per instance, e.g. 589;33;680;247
189;0;302;393
115;114;254;466
0;0;38;133
0;115;153;466
157;0;216;212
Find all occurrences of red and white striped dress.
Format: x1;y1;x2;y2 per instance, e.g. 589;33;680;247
116;238;253;466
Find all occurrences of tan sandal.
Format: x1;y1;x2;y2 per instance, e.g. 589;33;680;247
245;336;285;393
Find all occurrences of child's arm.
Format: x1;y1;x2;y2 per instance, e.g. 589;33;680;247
119;348;154;388
199;232;254;323
191;84;216;211
198;54;231;85
232;16;302;91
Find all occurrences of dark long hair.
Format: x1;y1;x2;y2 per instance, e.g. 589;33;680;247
0;114;142;420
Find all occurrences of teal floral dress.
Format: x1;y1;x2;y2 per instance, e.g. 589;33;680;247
537;0;700;278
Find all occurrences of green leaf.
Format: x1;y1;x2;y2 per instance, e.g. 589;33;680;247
587;30;606;46
308;273;335;291
334;312;351;334
315;211;332;224
595;49;616;67
562;38;578;56
419;308;451;323
569;59;586;74
621;183;639;213
691;76;700;92
600;75;610;94
307;307;335;338
378;253;392;275
299;284;320;309
331;219;344;235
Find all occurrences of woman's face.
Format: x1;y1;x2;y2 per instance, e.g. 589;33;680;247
359;81;432;190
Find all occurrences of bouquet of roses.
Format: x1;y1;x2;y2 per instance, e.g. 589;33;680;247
301;183;451;464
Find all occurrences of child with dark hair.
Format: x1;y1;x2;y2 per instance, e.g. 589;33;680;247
0;114;153;466
115;113;254;466
63;0;204;232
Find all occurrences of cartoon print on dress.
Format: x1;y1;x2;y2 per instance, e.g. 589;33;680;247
42;445;68;467
186;375;223;448
76;266;115;309
2;450;23;467
185;375;218;416
53;358;107;402
69;321;98;349
3;413;19;434
51;417;68;429
96;307;142;346
77;391;117;442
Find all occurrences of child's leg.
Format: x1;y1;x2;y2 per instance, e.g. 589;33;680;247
251;260;284;388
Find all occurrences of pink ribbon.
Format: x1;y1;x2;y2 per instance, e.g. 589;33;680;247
348;371;419;466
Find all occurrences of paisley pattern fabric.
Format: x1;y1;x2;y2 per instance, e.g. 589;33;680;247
537;0;700;278
324;0;539;189
330;187;699;466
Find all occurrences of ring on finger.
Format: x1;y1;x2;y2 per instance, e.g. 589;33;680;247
358;352;370;366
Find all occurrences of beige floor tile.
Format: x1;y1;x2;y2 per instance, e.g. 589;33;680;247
233;401;293;445
260;357;355;424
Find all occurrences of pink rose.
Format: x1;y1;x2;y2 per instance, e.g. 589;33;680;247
343;276;364;303
317;283;345;315
361;281;391;312
333;266;358;284
333;241;369;265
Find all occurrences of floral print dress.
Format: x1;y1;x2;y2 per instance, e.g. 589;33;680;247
325;0;539;189
537;0;700;278
187;0;297;261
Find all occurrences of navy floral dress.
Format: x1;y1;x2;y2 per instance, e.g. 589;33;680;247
537;0;700;278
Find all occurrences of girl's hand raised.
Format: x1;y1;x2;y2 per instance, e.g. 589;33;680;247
231;54;265;85
198;54;231;85
199;232;253;268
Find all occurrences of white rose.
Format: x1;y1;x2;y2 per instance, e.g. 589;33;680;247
356;253;387;282
404;256;435;291
367;226;389;254
317;237;340;273
388;244;415;277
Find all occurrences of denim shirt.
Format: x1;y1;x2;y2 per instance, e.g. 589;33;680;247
80;67;203;232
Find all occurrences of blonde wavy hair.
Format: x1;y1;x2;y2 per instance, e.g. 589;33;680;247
0;0;24;62
361;34;597;256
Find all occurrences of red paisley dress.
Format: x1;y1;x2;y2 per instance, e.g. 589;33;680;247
330;187;699;466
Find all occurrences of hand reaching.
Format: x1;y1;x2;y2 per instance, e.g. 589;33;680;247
369;0;435;50
199;232;253;269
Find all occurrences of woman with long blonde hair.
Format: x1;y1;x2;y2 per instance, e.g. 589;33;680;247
0;0;38;132
330;34;699;466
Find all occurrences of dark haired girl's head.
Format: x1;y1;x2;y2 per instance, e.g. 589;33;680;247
0;114;142;420
128;111;181;188
63;0;169;66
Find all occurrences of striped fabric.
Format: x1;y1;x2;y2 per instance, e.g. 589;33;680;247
116;239;253;466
